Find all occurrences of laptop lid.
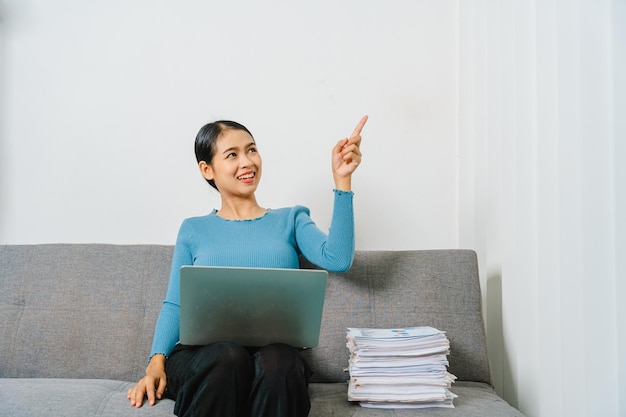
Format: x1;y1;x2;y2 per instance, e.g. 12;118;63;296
179;265;328;348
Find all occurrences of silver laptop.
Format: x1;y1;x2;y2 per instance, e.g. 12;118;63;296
179;265;328;348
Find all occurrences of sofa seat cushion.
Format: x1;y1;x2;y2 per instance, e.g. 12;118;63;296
0;379;522;417
0;379;175;417
308;381;525;417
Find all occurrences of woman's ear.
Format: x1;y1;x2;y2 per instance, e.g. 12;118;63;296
198;161;214;181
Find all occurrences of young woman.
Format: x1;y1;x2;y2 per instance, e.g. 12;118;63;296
127;115;368;417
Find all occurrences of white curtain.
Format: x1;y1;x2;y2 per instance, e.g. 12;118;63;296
458;1;625;417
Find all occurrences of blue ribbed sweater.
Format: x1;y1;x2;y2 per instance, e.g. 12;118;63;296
149;190;355;358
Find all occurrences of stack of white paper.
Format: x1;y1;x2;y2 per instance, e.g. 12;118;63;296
346;327;458;409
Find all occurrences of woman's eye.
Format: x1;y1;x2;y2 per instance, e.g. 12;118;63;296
227;152;237;158
248;147;257;153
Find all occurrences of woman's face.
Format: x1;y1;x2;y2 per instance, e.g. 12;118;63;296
200;128;262;197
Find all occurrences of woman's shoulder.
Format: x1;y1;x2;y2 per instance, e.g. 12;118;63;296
268;205;311;218
181;211;216;224
176;212;218;234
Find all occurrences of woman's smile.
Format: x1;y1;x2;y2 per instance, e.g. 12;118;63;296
237;171;256;183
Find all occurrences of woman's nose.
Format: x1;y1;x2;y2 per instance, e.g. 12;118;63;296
240;153;254;167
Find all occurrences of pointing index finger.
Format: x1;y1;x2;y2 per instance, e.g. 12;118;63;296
351;115;369;137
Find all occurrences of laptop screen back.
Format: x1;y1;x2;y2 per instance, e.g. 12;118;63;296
179;265;328;348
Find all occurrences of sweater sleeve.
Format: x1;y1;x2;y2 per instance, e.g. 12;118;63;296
294;189;355;272
149;220;193;359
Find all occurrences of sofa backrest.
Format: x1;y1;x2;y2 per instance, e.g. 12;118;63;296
0;244;171;382
299;250;491;384
0;245;490;385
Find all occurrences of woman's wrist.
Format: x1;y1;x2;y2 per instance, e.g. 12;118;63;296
333;175;352;192
147;353;166;370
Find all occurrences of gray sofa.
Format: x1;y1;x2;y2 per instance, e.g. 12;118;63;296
0;244;524;417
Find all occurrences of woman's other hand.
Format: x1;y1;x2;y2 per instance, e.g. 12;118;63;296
332;115;368;191
127;354;167;408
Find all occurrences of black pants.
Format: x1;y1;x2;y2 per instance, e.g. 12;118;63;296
165;342;312;417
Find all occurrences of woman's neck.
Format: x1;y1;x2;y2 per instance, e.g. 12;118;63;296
216;196;266;220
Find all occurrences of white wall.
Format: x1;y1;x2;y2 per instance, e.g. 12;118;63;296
0;0;459;250
459;1;625;417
